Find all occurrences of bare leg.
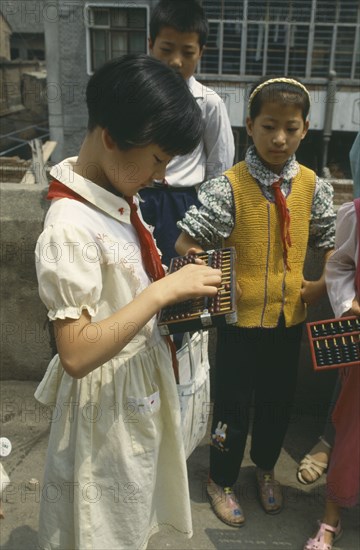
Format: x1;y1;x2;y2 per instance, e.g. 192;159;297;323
304;500;342;550
320;500;341;546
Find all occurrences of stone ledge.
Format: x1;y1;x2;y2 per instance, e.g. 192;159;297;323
1;183;54;380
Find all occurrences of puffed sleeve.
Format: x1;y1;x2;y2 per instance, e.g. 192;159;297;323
177;174;235;246
35;223;102;320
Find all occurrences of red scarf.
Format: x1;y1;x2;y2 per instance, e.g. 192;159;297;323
47;179;86;203
123;197;166;282
272;178;292;271
47;179;179;380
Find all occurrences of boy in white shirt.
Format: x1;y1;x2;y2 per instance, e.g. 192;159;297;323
140;0;235;267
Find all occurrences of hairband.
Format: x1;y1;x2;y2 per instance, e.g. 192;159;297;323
248;78;311;110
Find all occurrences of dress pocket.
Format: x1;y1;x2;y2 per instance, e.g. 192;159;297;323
126;388;161;455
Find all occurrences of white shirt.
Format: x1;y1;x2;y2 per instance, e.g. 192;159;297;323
326;201;358;317
164;76;235;187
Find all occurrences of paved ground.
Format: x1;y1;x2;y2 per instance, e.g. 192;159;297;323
0;380;359;550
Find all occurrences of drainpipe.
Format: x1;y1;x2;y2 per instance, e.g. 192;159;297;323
322;70;337;176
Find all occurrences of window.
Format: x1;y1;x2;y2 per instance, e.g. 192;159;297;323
10;48;20;60
334;26;358;79
312;25;333;77
199;0;360;81
85;4;148;73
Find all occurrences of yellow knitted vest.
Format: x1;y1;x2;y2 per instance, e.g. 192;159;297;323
225;161;316;328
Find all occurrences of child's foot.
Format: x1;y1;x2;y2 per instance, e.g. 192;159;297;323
255;467;283;514
206;478;245;527
303;520;342;550
297;437;331;484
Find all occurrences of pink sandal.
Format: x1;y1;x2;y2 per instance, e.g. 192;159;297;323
304;521;342;550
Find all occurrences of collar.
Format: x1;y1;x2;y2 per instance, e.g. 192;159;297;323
49;157;133;224
246;145;299;187
187;75;204;99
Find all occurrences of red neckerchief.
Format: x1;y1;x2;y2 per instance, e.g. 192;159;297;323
47;179;86;203
123;196;165;282
47;179;179;381
272;178;292;271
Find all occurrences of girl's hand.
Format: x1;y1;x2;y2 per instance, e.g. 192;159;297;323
175;232;203;256
186;246;204;256
300;278;326;305
156;262;222;307
53;263;220;379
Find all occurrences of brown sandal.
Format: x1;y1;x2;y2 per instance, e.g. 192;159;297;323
255;468;283;514
206;478;245;527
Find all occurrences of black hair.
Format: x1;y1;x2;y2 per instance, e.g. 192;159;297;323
150;0;209;48
86;54;202;157
248;77;310;123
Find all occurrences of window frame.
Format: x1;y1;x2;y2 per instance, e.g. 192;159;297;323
84;2;150;75
198;0;360;83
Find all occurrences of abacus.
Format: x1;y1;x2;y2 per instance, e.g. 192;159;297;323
157;247;237;335
307;316;360;371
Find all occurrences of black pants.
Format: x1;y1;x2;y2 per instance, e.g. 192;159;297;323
210;317;303;487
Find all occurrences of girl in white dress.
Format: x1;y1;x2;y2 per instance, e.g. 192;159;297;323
35;54;222;550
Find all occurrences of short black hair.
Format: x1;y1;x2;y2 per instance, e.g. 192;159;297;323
86;54;202;157
249;77;310;123
150;0;209;48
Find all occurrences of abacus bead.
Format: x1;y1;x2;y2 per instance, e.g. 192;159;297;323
349;344;359;361
315;350;325;366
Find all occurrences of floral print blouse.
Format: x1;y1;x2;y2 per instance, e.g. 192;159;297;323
178;146;336;250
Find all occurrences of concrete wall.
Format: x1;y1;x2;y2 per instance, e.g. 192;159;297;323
22;71;47;115
3;0;45;34
0;13;12;60
44;0;91;163
0;182;54;380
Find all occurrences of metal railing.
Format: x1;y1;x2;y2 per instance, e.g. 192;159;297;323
199;0;360;82
0;123;49;157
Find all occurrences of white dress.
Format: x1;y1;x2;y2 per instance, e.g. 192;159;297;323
35;158;192;550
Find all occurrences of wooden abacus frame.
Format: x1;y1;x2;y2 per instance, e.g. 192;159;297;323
306;316;360;371
157;247;238;335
